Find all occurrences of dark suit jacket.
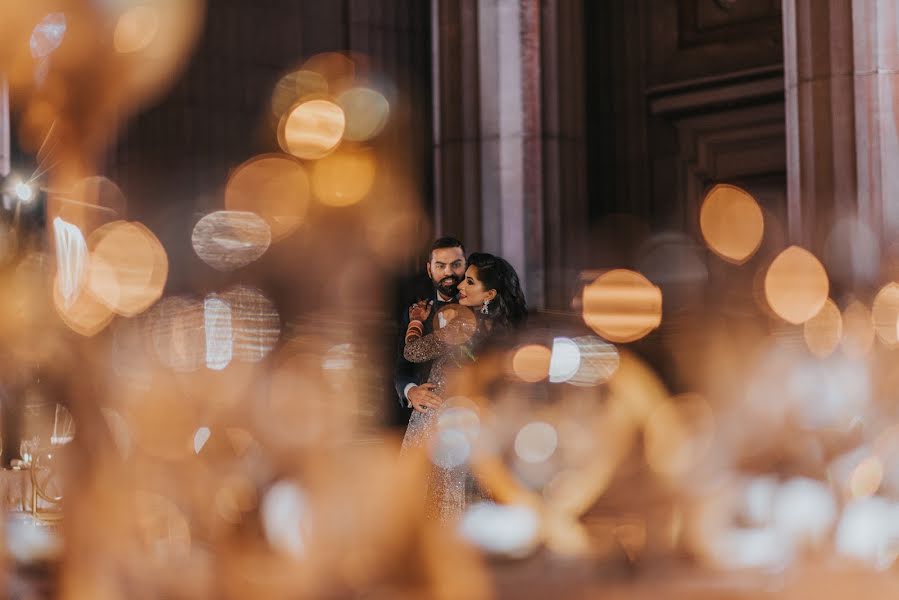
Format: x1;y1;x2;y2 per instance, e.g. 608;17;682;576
393;293;454;406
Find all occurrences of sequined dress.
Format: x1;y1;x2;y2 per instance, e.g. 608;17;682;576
400;318;477;522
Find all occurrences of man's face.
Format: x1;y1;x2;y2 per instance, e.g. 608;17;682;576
427;247;466;299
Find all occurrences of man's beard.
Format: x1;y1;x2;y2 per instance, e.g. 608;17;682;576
433;275;461;299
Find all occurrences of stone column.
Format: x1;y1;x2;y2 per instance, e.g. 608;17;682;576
783;0;899;249
477;0;543;307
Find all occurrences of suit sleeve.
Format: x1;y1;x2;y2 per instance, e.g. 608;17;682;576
393;307;418;406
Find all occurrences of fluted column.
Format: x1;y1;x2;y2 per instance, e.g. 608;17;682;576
784;0;899;249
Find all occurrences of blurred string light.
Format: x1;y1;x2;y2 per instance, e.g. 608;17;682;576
514;422;558;464
29;12;66;59
262;480;308;558
458;502;540;559
871;282;899;347
191;210;271;272
840;300;874;358
311;148;376;207
52;216;88;308
582;269;662;343
764;246;829;325
699;184;764;264
87;221;168;317
203;296;233;371
278;99;345;160
548;337;580;383
225;154;310;241
511;344;551;382
802;298;842;358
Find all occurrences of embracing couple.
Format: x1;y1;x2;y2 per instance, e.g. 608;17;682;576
394;237;527;521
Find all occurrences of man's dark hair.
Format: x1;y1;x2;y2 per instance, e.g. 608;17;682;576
429;236;465;260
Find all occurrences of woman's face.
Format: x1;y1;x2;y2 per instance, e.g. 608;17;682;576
457;266;496;308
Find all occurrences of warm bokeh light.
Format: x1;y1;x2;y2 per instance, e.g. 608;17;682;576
52;217;88;308
841;300;874;358
224;154;310;241
278;99;345;160
135;492;192;562
87;221;168;317
511;344;551;382
271;69;329;118
114;5;160;54
52;277;114;337
582;269;662;343
301;52;356;89
204;296;233;370
850;456;883;499
514;422;558;464
311;148;376;207
29;12;66;59
336;87;390;142
872;282;899;347
148;296;205;372
764;246;829;325
803;298;842;358
569;336;619;385
699;184;764;264
219;285;281;363
548;337;581;383
191;210;271;272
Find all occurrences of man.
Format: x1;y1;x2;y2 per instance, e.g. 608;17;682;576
394;237;466;413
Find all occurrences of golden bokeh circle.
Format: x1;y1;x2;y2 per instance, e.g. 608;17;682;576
87;221;168;317
114;5;160;54
511;344;552;383
582;269;662;343
191;210;271;272
802;298;842;359
699;184;764;264
872;282;899;347
278;99;345;160
764;246;829;325
224;154;310;241
841;300;874;359
311;148;376;207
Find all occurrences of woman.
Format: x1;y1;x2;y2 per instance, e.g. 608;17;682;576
400;252;527;521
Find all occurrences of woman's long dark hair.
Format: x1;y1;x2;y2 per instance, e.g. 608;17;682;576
466;253;527;330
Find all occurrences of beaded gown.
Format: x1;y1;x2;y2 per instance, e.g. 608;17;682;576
400;316;478;522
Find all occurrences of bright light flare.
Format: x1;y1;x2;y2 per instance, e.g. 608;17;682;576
582;269;662;343
278;99;345;160
699;184;764;264
764;246;829;325
191;210;271;272
224;154;310;241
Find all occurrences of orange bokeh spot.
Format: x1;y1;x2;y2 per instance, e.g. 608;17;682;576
699;184;764;264
850;456;883;499
872;282;899;347
511;344;552;383
582;269;662;343
278;99;345;160
87;221;168;317
52;277;114;337
311;148;376;207
841;300;874;358
803;298;842;359
764;246;828;325
225;154;310;241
